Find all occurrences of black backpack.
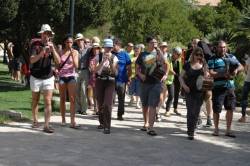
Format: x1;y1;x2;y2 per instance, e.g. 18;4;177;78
197;41;213;62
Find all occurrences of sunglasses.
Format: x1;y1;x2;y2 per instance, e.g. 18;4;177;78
195;53;203;57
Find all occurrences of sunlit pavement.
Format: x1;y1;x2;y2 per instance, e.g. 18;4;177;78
0;97;249;166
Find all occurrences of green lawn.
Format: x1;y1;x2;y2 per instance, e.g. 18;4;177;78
0;62;33;119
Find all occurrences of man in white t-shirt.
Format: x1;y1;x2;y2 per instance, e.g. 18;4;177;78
239;55;250;123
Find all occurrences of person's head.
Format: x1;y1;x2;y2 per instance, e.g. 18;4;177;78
38;24;54;42
92;36;100;44
113;38;122;52
62;34;74;50
172;47;182;60
127;43;134;52
160;42;168;53
84;38;91;47
91;42;101;55
134;44;142;57
75;33;84;48
103;38;113;53
139;43;145;52
217;40;227;57
146;36;157;51
190;47;205;64
192;38;200;49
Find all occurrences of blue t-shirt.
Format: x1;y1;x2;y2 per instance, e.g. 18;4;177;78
208;54;240;89
113;50;131;83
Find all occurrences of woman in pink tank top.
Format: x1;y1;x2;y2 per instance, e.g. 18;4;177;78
58;35;79;129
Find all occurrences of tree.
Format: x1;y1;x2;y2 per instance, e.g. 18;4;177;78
111;0;200;45
233;6;250;57
0;0;20;41
189;5;216;36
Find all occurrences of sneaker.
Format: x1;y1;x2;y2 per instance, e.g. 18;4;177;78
43;127;54;133
164;111;171;117
174;109;181;116
103;128;110;134
117;115;124;121
155;113;162;122
136;104;141;109
238;116;246;123
97;125;104;129
205;117;212;127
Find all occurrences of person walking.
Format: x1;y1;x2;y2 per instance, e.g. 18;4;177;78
95;39;118;134
136;36;167;136
58;35;79;129
112;38;132;120
179;47;209;140
74;33;88;115
239;55;250;123
29;24;60;133
208;40;243;137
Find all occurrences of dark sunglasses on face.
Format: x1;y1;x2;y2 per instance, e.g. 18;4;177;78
195;53;203;57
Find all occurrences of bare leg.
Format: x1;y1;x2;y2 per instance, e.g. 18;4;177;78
67;82;77;126
43;90;53;129
59;84;67;124
31;91;40;124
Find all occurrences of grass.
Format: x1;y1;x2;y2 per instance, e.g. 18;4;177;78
0;62;38;120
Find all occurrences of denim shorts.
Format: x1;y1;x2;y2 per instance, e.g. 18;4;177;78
212;88;236;113
140;83;162;107
59;76;76;85
128;78;141;96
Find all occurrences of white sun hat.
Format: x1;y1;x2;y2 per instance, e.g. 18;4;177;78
37;24;55;35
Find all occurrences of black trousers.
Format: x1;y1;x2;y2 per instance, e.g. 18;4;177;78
186;92;203;135
116;82;126;117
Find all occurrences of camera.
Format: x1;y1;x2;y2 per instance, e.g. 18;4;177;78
43;46;50;53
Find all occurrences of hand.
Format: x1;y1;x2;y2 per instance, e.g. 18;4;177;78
161;75;168;82
139;73;146;81
183;85;190;93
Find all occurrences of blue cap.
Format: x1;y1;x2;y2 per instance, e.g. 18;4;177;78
103;38;113;48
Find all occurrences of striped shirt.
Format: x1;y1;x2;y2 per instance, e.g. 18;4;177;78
208;54;240;89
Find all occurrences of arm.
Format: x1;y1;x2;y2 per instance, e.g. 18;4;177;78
49;42;60;65
179;70;190;93
71;49;79;69
30;48;45;64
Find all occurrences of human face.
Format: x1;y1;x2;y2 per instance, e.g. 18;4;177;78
41;31;52;42
148;39;158;50
93;47;100;55
76;39;84;48
104;47;112;53
134;47;141;56
217;42;227;57
160;46;168;53
65;38;73;49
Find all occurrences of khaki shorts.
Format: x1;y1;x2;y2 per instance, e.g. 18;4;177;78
30;75;55;92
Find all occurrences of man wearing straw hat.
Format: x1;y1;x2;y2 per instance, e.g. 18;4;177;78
29;24;60;133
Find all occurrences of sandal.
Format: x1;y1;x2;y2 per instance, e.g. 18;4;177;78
140;126;148;131
212;130;219;136
43;127;54;133
147;130;157;136
32;121;39;128
70;123;80;129
225;132;236;138
97;125;104;129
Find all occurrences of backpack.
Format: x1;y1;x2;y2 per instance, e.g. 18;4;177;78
197;41;213;62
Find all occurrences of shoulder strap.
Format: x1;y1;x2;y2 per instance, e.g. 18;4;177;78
58;53;71;70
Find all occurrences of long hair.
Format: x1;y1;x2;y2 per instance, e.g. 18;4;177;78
62;34;73;49
190;47;205;65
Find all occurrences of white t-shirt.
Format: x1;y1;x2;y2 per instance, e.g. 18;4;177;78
245;57;250;82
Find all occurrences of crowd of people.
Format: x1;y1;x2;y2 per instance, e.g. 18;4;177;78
6;24;249;140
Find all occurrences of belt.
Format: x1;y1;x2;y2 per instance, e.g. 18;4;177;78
97;76;115;81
